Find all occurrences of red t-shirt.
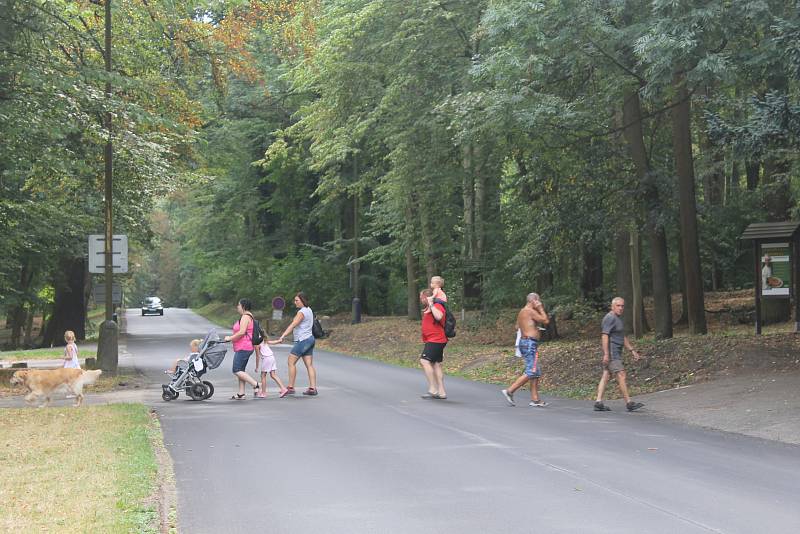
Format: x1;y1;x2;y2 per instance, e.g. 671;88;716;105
421;303;447;343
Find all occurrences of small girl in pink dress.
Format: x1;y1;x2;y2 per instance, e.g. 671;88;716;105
255;340;289;398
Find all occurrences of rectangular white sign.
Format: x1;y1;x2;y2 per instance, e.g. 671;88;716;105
88;234;128;274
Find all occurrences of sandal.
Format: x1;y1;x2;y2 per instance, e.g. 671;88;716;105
230;393;246;400
302;388;318;396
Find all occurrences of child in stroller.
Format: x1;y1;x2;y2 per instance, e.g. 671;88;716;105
162;330;228;402
165;339;202;377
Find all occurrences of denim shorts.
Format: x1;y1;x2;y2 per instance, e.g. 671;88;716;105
519;338;541;378
232;349;253;373
291;336;315;357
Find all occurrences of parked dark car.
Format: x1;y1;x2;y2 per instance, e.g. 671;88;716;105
141;297;164;316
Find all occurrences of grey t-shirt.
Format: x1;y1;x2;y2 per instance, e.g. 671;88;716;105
601;312;625;359
294;307;314;342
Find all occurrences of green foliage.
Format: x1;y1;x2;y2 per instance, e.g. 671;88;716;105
5;0;800;335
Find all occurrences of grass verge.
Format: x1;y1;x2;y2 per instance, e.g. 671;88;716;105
0;373;142;398
0;348;67;362
192;302;291;335
193;302;236;328
318;314;800;400
0;403;162;533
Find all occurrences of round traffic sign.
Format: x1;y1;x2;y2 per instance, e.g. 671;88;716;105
272;296;286;310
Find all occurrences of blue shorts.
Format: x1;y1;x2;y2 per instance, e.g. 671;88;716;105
232;350;252;373
519;338;541;378
291;336;315;357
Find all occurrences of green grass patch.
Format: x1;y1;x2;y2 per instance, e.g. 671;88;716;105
0;403;161;533
192;302;286;334
192;302;237;328
0;347;67;362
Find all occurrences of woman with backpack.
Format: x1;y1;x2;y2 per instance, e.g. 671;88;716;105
224;298;261;400
276;292;318;396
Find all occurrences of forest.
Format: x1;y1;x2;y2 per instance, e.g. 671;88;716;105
2;0;799;349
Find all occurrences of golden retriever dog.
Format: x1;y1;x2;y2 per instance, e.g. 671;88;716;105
10;368;102;407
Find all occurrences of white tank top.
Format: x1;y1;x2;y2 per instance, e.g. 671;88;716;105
64;343;80;369
294;307;314;342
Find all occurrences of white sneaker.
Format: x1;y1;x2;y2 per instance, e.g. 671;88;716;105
529;401;549;408
501;389;515;406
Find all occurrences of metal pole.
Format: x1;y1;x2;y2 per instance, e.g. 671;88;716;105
104;0;113;322
97;0;118;374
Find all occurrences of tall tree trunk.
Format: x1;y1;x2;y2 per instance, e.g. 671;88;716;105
23;309;34;347
629;229;644;338
676;233;688;325
622;88;672;338
41;257;87;347
728;156;740;203
405;200;421;321
762;158;792;222
745;161;760;191
462;144;475;261
671;72;707;334
473;146;486;261
9;261;34;348
581;244;603;304
615;231;635;334
405;244;420;321
419;208;437;282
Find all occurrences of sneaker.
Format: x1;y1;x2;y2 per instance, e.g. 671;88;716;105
594;401;611;412
529;400;549;407
302;388;318;396
626;401;644;412
279;388;289;398
501;389;515;406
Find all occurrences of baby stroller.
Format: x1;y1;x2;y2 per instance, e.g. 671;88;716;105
162;330;228;401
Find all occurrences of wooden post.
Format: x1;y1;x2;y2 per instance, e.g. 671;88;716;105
794;237;800;333
754;240;762;335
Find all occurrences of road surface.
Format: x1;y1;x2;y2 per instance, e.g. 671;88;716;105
126;308;800;534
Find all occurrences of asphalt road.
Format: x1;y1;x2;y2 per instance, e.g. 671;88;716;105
127;309;800;534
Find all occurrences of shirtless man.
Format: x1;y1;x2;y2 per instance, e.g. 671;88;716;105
501;293;550;407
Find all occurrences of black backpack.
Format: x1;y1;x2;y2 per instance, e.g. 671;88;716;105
311;312;325;339
434;299;456;338
245;313;264;345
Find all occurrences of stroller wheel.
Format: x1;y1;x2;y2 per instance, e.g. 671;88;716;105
187;382;208;401
162;389;178;402
201;381;215;400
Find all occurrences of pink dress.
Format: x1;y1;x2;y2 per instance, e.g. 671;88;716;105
259;344;277;373
232;315;254;352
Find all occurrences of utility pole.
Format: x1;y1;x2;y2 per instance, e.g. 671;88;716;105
97;0;118;373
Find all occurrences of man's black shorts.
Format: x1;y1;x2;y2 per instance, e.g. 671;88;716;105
420;342;446;363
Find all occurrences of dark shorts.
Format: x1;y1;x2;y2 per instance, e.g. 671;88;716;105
232;350;253;373
519;338;541;378
420;342;446;363
604;358;624;374
291;336;315;357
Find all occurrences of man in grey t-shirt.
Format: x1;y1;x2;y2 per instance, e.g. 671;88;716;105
594;297;644;412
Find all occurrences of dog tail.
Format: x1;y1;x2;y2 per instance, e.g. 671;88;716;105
80;369;103;386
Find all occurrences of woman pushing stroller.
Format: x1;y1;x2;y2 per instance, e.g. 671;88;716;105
224;298;262;400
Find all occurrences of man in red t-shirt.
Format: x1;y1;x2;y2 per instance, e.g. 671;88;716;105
419;288;448;400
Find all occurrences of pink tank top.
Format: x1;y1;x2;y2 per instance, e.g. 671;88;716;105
232;315;254;352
